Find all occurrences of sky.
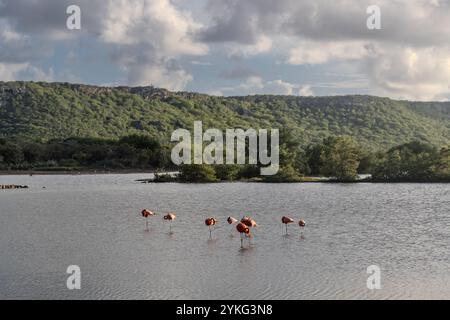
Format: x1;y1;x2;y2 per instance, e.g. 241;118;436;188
1;0;450;101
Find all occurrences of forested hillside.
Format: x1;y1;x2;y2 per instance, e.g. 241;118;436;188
1;81;449;150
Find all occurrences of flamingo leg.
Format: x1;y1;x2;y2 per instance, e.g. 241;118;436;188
146;218;148;230
240;233;243;248
285;224;288;234
209;226;212;238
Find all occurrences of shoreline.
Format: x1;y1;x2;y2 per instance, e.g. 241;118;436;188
0;169;156;176
1;170;448;183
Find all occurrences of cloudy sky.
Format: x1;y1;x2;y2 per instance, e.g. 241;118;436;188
1;0;450;100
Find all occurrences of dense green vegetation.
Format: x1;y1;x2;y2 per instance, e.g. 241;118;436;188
370;142;450;182
178;164;219;183
1;81;449;149
312;136;361;181
0;81;449;182
0;135;171;171
0;132;448;182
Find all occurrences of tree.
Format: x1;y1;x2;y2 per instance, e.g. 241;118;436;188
263;128;304;182
237;165;260;180
319;136;361;181
119;134;161;150
0;142;24;165
358;150;383;174
304;143;325;175
22;142;45;163
371;141;444;181
214;164;240;181
263;164;303;182
178;164;218;182
433;147;450;180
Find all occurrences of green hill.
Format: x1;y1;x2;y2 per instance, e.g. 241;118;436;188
1;81;449;149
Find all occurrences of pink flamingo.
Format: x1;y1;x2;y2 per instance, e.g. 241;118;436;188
164;213;176;232
281;216;294;234
205;218;218;238
141;209;155;230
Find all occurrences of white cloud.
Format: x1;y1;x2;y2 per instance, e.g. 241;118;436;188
123;63;193;91
0;62;54;81
191;60;212;66
284;36;450;100
206;90;224;96
219;76;310;96
228;35;272;58
1;0;450;99
0;25;24;43
288;41;372;65
299;85;314;96
200;0;450;100
0;63;28;81
100;0;207;56
0;0;208;90
97;0;208;89
367;45;450;100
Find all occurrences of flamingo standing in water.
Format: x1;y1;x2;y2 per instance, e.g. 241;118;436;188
205;218;218;238
299;219;306;231
241;216;258;238
227;217;238;237
240;216;257;246
236;222;251;248
141;209;155;230
164;213;176;232
281;216;294;234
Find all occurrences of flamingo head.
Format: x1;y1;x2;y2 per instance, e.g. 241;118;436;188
227;217;238;224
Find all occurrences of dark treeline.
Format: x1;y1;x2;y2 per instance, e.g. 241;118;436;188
367;142;450;182
0;133;449;182
0;135;172;171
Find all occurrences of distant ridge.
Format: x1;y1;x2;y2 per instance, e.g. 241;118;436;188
1;81;449;149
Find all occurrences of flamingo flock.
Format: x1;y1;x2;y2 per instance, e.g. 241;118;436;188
141;209;306;248
281;216;306;234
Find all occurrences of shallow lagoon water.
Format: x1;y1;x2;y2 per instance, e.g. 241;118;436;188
0;174;449;299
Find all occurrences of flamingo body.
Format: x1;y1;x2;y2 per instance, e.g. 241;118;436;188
205;218;217;226
141;209;154;218
241;216;258;228
236;222;251;248
281;216;294;224
236;222;250;235
164;213;176;221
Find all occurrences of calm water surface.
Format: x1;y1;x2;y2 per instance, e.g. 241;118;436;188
0;174;449;299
